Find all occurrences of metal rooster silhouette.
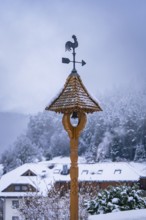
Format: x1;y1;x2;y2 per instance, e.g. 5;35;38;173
65;35;78;51
62;35;86;72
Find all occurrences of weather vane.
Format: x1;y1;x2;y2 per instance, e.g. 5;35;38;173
62;35;86;72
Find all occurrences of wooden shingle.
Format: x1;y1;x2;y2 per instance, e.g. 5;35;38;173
45;72;102;114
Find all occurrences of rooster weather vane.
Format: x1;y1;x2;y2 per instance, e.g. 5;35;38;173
62;35;86;73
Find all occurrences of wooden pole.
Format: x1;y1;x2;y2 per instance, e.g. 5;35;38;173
62;113;87;220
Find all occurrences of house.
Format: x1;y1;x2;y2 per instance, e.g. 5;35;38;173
129;162;146;190
0;157;146;220
54;162;142;191
0;163;52;220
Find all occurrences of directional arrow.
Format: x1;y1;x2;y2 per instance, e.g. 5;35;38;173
62;57;86;67
81;60;86;66
62;58;70;64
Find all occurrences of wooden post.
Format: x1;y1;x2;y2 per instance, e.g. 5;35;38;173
62;112;87;220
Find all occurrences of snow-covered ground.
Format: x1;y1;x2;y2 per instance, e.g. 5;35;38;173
89;209;146;220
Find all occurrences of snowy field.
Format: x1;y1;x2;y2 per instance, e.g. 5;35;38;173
89;209;146;220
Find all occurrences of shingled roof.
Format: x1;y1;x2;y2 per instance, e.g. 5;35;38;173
45;71;102;114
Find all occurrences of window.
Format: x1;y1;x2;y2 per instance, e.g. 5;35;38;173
3;184;35;192
21;169;36;176
12;217;19;220
14;185;21;191
114;169;122;174
61;165;69;175
53;169;61;174
81;170;88;175
97;170;103;174
14;185;29;192
12;200;19;209
22;185;28;191
48;164;54;169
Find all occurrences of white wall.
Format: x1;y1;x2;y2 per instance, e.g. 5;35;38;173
4;198;20;220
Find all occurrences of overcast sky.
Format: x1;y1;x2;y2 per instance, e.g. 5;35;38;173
0;0;146;114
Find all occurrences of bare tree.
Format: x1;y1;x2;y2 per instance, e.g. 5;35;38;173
18;183;98;219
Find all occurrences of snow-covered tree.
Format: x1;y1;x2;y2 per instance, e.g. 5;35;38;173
49;130;69;157
0;148;16;173
134;144;146;161
1;85;146;170
0;134;41;172
14;134;42;164
86;184;146;215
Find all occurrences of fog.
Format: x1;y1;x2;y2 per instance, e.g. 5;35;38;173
0;0;146;114
0;0;146;151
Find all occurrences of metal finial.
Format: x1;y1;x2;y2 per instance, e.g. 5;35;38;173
62;35;86;72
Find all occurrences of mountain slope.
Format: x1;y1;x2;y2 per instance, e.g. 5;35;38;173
0;112;29;154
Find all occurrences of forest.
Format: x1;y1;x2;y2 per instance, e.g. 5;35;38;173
0;86;146;173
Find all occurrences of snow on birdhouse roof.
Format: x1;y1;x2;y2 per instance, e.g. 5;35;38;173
0;157;145;198
45;72;102;114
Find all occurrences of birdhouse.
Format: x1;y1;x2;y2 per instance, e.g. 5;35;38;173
45;71;102;117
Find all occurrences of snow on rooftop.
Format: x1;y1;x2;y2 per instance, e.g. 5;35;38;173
0;157;145;197
129;162;146;177
0;162;52;196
